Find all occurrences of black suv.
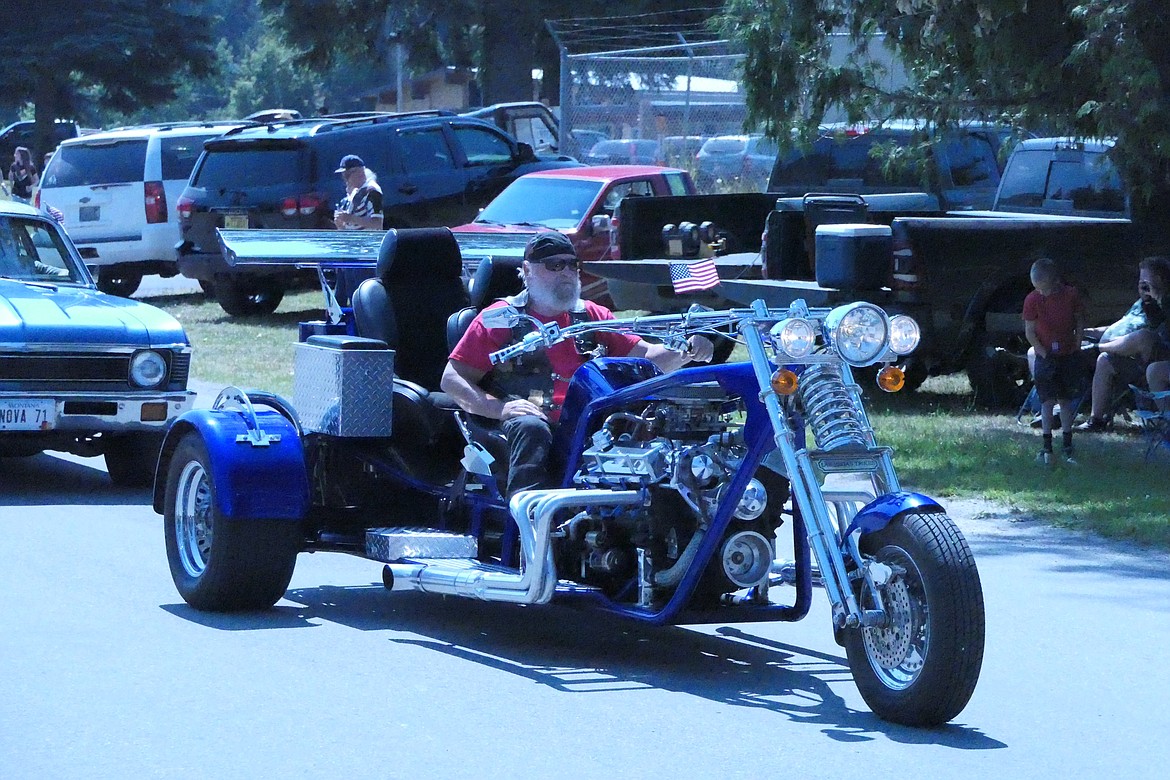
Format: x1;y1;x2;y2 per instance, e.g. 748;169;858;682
176;110;581;315
768;121;1023;211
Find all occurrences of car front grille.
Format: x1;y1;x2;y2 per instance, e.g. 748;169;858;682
0;349;190;391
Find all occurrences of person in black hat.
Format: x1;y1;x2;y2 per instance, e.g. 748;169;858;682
333;154;383;230
442;230;714;496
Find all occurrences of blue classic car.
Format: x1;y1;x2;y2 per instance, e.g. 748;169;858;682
0;199;194;485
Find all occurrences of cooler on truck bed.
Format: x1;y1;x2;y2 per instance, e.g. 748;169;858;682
814;223;892;291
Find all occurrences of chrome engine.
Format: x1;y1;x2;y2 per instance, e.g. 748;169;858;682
563;395;786;605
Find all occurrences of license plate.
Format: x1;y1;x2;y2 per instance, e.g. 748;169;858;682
0;399;56;431
223;213;249;229
79;205;99;222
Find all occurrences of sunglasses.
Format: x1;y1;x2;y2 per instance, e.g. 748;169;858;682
534;257;579;272
1140;281;1152;293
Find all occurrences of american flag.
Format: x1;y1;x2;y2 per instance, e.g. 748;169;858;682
669;258;720;293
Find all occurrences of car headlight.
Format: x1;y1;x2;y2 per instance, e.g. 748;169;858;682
129;350;168;388
888;314;921;355
823;303;889;366
771;318;816;358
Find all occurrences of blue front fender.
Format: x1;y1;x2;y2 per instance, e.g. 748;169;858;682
844;491;944;538
152;409;309;521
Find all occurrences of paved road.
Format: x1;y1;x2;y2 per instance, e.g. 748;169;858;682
2;436;1169;778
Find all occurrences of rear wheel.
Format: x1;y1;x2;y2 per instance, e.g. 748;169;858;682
215;275;285;316
843;511;985;726
95;266;144;297
164;433;301;610
967;329;1030;409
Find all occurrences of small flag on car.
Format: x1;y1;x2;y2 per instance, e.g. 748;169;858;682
669;258;720;293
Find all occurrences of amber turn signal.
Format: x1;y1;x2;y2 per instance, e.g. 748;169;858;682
770;368;799;395
877;365;905;392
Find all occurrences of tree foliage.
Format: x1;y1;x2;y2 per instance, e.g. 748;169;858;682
719;0;1170;203
0;0;218;156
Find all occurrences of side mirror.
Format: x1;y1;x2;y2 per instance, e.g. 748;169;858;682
481;305;523;329
590;214;612;237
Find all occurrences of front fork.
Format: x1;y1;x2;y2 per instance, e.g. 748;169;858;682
741;309;894;630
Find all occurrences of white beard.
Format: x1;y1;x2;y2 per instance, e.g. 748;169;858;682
526;272;581;315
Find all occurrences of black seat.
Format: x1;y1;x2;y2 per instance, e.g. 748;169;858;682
352;228;470;452
353;227;470;390
446;254;525;352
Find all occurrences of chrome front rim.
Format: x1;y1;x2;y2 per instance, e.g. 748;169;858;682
175;460;214;578
861;548;928;690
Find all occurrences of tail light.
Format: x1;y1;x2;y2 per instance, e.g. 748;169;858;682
891;222;919;291
34;190;41;208
282;194;324;217
177;195;194;222
144;181;167;224
298;193;324;215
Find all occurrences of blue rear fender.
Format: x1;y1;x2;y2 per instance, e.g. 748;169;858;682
152;409;310;521
844;492;945;538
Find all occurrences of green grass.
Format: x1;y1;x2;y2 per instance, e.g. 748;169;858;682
156;290;1170;549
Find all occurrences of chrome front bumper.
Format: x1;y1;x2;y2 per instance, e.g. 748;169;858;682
0;390;196;432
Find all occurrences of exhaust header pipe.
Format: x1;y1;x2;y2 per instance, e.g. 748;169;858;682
383;488;643;604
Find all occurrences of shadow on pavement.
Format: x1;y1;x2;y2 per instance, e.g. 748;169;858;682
0;451;151;507
164;583;1007;749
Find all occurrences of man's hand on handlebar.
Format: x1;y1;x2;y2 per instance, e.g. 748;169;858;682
681;335;716;363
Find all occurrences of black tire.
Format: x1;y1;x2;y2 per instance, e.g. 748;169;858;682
215;275;285;317
104;433;165;487
197;279;216;298
843;511;985;726
95;266;144;297
163;433;301;611
967;329;1031;409
899;358;930;393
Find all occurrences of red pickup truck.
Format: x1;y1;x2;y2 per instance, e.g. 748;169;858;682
454;165;697;303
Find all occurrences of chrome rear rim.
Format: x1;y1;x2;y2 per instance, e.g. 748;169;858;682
175;460;213;577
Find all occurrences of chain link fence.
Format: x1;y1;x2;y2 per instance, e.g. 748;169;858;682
548;21;754;189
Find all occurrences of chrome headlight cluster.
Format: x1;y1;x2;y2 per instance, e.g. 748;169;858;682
129;350;168;388
769;303;920;366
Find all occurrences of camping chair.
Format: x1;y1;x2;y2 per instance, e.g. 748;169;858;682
1129;384;1170;461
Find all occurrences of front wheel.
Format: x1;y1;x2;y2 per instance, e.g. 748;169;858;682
843;511;985;726
104;432;164;487
95;266;144;298
163;433;301;611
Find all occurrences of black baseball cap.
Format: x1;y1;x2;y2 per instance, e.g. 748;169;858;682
524;230;577;264
335;154;365;173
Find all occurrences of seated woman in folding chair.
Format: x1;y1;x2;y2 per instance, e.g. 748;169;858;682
1078;256;1170;431
1094;256;1170;419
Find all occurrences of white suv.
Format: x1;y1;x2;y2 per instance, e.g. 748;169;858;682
38;121;245;297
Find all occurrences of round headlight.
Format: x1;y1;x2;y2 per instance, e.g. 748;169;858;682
771;318;816;358
889;315;921;355
823;303;889;366
129;350;167;387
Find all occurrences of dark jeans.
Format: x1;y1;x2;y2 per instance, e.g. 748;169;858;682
1034;352;1088;403
501;414;554;497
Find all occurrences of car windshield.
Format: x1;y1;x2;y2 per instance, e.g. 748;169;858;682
474;177;603;229
0;217;84;284
703;138;747;154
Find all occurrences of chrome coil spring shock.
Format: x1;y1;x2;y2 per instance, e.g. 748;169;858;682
797;363;868;450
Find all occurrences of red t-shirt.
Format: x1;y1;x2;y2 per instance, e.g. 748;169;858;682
449;300;641;422
1023;284;1084;356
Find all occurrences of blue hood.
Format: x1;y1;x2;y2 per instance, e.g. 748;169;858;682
0;279;189;347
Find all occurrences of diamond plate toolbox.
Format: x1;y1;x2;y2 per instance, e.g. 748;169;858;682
365;528;479;562
294;338;394;437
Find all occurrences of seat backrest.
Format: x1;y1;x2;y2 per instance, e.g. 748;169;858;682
352;227;469;389
468;255;524;309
